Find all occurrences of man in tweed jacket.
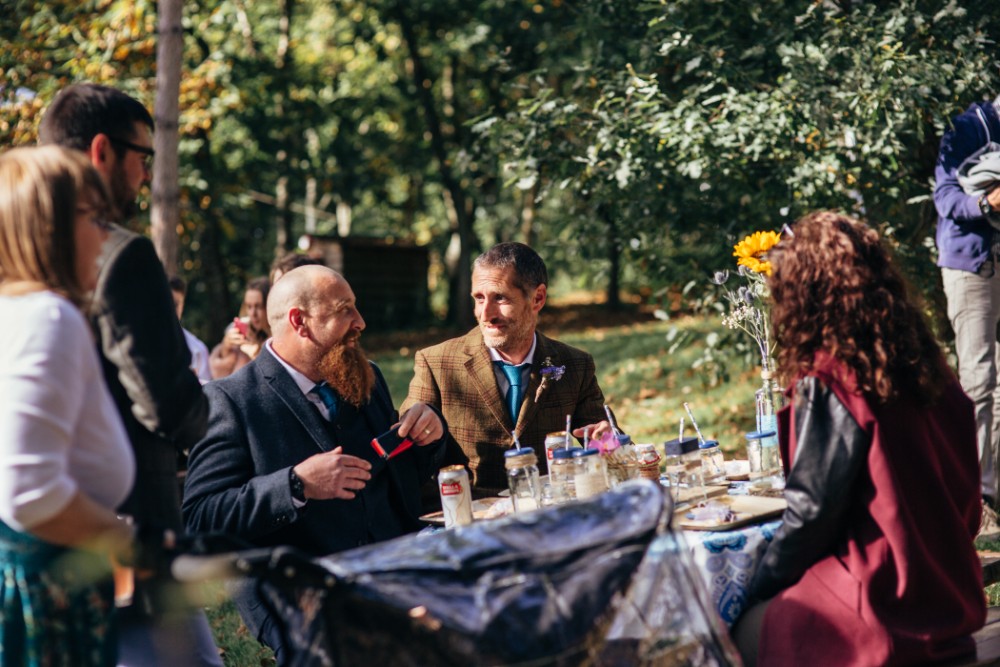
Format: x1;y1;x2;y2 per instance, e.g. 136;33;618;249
402;243;609;498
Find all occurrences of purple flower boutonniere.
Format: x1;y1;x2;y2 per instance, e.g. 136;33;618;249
535;357;566;402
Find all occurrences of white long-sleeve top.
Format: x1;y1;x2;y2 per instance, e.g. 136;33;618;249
0;291;134;531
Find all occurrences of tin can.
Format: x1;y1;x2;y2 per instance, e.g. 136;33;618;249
544;431;571;460
438;465;473;528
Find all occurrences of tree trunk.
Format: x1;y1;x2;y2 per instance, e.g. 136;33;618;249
190;128;232;341
391;2;475;326
519;182;538;246
150;0;183;275
273;0;295;256
601;205;622;311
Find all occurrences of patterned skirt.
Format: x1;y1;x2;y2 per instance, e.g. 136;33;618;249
0;520;117;666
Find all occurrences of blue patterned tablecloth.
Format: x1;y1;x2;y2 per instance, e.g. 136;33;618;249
683;519;782;626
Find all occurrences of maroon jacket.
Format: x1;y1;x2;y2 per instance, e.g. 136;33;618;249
753;353;985;665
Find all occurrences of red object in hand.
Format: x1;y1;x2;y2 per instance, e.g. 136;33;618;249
232;317;249;337
371;426;415;460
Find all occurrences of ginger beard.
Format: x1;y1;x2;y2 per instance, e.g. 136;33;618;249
315;331;375;408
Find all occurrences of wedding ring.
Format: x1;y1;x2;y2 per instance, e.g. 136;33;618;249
423;428;431;435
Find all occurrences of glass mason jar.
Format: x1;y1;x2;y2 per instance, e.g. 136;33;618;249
504;447;541;513
572;448;608;499
544;431;580;474
548;447;577;504
663;436;701;488
699;439;726;485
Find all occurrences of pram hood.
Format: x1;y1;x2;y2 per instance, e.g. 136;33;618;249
262;480;666;666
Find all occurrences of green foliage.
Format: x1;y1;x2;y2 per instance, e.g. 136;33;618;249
484;0;1000;349
4;0;1000;343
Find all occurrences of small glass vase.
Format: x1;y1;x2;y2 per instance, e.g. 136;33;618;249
754;358;785;486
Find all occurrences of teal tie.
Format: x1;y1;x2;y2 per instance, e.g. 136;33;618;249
312;382;339;420
499;362;528;423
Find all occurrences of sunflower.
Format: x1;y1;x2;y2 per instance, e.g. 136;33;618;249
733;230;782;276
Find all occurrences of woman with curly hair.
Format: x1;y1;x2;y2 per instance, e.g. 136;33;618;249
732;211;986;666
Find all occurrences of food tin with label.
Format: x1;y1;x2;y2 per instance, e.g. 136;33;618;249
438;465;473;528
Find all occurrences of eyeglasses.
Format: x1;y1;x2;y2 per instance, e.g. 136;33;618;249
107;135;155;170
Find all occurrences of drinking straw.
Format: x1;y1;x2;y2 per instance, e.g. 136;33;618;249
679;417;685;442
511;431;521;449
603;404;624;437
683;402;707;444
565;415;572;449
583;426;590;449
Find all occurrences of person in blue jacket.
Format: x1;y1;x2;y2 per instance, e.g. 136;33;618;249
935;94;1000;538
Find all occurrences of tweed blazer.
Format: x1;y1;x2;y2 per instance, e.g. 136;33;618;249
401;328;606;497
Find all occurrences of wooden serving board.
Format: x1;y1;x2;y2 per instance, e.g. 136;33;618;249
675;494;787;531
673;484;730;505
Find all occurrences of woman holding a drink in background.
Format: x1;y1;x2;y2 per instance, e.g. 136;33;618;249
0;146;137;665
210;276;270;379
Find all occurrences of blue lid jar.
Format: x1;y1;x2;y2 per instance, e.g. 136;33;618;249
505;447;535;458
745;430;776;441
572;447;601;458
552;448;576;460
698;439;720;450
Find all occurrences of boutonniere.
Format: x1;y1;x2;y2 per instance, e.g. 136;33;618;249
535;357;566;402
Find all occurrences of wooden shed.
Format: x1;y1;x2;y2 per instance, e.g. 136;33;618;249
300;234;431;330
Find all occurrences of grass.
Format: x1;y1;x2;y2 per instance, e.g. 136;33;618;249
200;582;275;665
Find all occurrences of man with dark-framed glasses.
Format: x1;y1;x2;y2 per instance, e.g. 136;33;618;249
39;83;221;667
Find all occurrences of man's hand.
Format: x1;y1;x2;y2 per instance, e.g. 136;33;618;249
293;447;372;500
396;403;444;446
572;420;613;441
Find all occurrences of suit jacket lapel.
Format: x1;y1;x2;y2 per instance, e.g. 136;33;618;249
463;330;513;434
257;350;332;453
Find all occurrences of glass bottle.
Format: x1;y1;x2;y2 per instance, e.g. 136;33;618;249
572;448;608;499
504;447;541;513
548;447;577;504
755;359;785;484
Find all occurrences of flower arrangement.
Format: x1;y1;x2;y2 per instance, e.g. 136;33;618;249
711;230;782;363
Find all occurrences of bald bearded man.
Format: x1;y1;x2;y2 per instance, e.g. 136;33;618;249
183;265;446;662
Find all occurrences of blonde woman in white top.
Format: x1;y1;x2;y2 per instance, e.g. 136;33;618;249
0;146;136;666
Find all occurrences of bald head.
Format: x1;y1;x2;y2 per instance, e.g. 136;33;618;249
267;265;343;335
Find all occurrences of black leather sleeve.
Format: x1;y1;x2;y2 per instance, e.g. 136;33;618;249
749;376;870;602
